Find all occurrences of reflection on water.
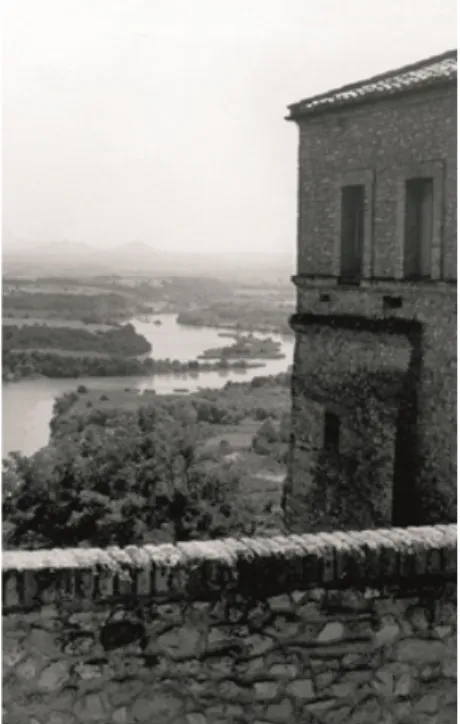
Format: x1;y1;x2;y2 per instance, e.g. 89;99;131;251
2;314;294;456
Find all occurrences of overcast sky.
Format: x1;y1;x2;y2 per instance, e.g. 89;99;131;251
3;0;457;254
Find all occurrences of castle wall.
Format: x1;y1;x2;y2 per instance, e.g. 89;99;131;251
296;86;457;281
286;324;411;532
287;284;457;531
3;525;457;724
288;84;457;530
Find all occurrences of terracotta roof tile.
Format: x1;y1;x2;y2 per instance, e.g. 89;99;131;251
288;50;457;119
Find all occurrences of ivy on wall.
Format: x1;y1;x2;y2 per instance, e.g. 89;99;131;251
287;368;403;531
300;387;394;531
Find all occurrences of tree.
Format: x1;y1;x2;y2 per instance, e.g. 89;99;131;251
252;418;279;456
3;404;256;550
279;412;291;443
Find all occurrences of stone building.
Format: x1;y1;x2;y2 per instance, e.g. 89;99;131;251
283;50;457;533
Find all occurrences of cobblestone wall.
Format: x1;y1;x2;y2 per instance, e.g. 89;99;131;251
3;525;457;724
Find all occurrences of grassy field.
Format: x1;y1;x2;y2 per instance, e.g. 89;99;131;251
66;381;290;417
68;387;146;412
201;420;261;452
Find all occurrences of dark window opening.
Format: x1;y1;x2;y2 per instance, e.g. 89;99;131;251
404;178;434;280
324;411;340;452
340;185;365;285
383;295;403;310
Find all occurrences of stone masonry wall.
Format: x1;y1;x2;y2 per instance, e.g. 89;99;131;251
295;85;457;280
288;83;457;530
286;325;411;533
3;525;457;724
287;285;457;530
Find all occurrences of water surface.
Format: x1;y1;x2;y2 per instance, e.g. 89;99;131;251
3;314;294;456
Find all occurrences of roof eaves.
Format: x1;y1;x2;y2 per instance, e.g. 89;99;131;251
286;49;457;122
286;77;456;122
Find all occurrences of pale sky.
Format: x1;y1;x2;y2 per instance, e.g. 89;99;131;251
2;0;457;253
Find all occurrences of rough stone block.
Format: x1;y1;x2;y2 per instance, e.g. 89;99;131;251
286;678;315;699
317;621;345;643
396;638;446;664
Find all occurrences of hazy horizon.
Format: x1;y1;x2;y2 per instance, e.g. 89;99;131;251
3;0;457;255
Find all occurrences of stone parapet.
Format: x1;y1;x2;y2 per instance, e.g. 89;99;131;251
3;525;457;724
3;524;456;612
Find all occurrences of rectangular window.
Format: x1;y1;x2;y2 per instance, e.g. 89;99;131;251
324;411;340;452
340;185;365;284
404;178;434;279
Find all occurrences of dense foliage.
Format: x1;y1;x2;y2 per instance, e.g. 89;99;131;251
288;371;401;532
50;372;290;436
3;407;255;548
3;373;291;550
200;336;284;360
3;323;151;356
177;301;293;335
252;414;291;462
2;350;259;382
2;350;156;381
3;409;255;549
3;291;149;324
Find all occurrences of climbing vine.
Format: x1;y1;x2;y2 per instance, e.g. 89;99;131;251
291;369;400;532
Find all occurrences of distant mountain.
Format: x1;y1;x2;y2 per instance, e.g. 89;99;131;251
2;241;294;282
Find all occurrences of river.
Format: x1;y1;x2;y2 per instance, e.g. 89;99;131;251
2;314;294;457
